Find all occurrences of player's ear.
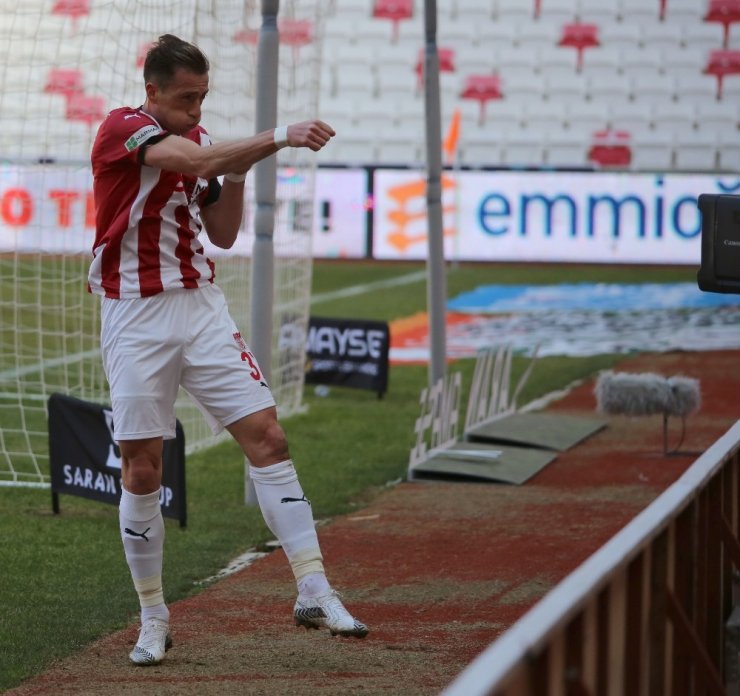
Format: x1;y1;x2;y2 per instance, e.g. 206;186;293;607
144;81;159;102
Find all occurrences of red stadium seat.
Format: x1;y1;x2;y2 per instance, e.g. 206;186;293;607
415;47;455;88
460;74;503;126
558;22;600;72
703;0;740;48
373;0;413;42
44;68;84;97
66;94;106;126
233;19;312;56
703;49;740;99
587;129;632;168
52;0;89;31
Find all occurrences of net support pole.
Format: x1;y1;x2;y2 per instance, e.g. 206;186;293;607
246;0;280;506
251;0;280;383
422;0;447;386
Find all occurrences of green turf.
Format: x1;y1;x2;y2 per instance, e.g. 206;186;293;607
0;259;694;690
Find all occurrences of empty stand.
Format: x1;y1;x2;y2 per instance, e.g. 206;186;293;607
0;0;732;171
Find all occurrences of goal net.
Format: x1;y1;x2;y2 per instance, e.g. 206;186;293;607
0;0;323;485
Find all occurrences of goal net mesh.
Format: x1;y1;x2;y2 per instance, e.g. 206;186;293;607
0;0;322;485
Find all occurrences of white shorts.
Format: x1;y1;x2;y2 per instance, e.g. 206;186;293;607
100;284;276;441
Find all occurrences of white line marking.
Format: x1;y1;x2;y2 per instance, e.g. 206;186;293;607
311;269;427;305
0;348;100;381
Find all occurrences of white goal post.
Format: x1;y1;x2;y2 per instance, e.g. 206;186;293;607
0;0;324;485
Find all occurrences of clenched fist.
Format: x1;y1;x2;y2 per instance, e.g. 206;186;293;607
286;120;335;151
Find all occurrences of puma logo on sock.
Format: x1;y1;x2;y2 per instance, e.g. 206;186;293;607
280;495;311;505
124;527;151;541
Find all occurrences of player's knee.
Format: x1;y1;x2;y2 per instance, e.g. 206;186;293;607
259;419;290;463
122;452;162;494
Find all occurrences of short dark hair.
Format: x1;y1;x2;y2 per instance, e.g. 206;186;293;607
143;34;209;88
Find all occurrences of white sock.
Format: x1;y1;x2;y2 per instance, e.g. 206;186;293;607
297;571;331;599
249;460;326;585
119;487;168;623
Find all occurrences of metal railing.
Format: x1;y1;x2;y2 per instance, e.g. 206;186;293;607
443;420;740;696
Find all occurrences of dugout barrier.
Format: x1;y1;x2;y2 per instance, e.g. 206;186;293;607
443;420;740;696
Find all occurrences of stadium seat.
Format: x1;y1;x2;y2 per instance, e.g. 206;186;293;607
717;139;740;170
619;0;662;22
455;46;494;76
621;48;663;79
695;98;739;131
581;46;621;79
461;135;503;167
586;73;630;102
65;93;105;126
546;127;589;168
460;73;503;125
676;72;723;103
558;22;601;72
703;0;740;48
598;22;641;52
376;65;417;98
504;73;546;103
51;0;89;27
578;3;621;23
631;73;676;103
684;21;730;53
661;0;704;22
703;49;740;99
44;67;84;96
522;100;567;131
372;0;413;42
565;101;610;133
495;0;535;21
414;46;456;89
630;128;674;170
335;63;378;99
537;45;580;76
587;129;632;168
545;71;588;101
480;99;524;130
516;19;559;49
651;101;696;132
640;22;683;53
538;0;578;25
499;126;545;166
673;130;718;171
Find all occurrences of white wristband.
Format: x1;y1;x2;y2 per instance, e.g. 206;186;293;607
224;172;246;183
273;125;289;149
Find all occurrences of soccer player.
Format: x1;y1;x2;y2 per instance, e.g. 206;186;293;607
89;34;368;666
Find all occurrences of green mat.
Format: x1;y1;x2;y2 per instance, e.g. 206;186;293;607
408;441;557;486
465;412;608;452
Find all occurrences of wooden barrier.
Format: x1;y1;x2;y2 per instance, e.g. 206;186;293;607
443;421;740;696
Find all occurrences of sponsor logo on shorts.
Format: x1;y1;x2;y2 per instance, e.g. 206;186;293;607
124;124;160;152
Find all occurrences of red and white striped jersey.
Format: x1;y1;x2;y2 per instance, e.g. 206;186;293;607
89;106;217;299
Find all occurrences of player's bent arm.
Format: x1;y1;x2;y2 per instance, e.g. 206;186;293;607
142;120;335;179
200;179;245;249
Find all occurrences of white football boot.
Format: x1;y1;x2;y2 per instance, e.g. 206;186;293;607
294;590;369;638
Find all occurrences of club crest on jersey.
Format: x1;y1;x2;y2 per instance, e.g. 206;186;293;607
124;124;160;152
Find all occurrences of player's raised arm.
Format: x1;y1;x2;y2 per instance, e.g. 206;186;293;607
142;120;335;179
